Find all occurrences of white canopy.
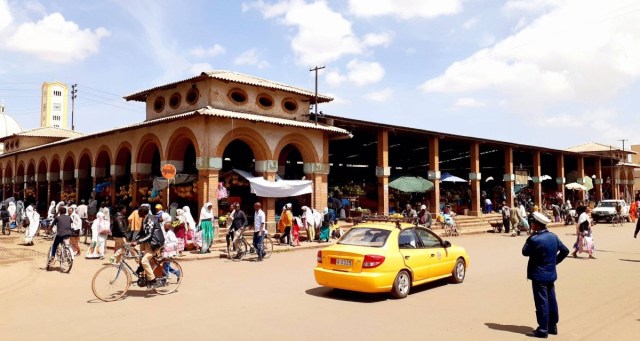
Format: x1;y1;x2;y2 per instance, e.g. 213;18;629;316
232;169;313;198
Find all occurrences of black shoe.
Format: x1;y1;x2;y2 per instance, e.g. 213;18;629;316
526;330;548;338
549;326;557;335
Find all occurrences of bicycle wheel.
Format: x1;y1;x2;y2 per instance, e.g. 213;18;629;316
92;264;131;302
230;239;248;262
154;260;183;295
262;236;273;259
60;247;73;273
444;225;452;237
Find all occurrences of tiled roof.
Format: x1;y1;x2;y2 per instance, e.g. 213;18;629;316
124;70;333;103
566;142;637;154
0;126;83;142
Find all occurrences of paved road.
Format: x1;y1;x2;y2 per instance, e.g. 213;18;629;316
2;223;640;340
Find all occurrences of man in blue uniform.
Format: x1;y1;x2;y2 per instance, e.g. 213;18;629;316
522;212;570;338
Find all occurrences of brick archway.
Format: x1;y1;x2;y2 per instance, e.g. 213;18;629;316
215;127;272;161
273;133;320;164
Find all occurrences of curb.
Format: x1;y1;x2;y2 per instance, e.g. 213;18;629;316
176;243;332;262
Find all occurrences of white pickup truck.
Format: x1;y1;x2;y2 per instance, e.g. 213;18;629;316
591;200;630;223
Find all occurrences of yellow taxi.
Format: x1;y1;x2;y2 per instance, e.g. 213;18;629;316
314;222;470;298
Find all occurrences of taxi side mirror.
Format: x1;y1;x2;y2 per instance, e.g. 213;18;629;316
443;240;451;248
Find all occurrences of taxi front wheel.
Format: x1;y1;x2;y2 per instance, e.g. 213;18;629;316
450;258;466;284
391;270;411;299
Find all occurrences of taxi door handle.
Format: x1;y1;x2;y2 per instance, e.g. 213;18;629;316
404;256;410;259
430;254;435;257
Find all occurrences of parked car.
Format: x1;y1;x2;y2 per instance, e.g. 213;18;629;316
591;200;630;222
314;222;470;299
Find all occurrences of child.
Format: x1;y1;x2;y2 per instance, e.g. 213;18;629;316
292;217;301;246
163;221;179;258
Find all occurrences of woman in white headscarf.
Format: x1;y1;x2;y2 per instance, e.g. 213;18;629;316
47;201;56;220
301;206;316;242
199;203;214;253
174;208;188;254
86;212;109;259
7;201;16;227
23;205;40;245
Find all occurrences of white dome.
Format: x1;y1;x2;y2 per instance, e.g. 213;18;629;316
0;110;22;138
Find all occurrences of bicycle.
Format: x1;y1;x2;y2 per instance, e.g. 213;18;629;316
443;217;459;237
91;243;183;302
611;213;623;227
46;234;73;273
228;229;273;262
1;219;26;236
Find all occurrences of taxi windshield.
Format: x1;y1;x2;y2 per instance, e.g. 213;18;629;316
337;228;390;247
598;202;618;208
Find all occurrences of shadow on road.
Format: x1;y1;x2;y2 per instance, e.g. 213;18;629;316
619;259;640;263
305;287;387;303
485;323;533;335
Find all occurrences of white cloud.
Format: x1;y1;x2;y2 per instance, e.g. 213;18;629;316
364;87;393;102
189;62;213;75
536;108;632;142
0;0;13;32
6;12;109;63
325;59;386;87
421;0;640;111
363;32;392;47
234;48;270;69
463;17;479;30
190;44;225;58
454;97;486;108
245;0;390;65
24;1;46;15
348;0;462;19
503;0;560;15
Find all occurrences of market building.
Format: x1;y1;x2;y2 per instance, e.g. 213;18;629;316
0;70;637;224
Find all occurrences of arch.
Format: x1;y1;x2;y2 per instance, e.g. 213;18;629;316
62;153;76;172
273;133;320;164
49;155;61;173
16;161;25;177
78;153;92;175
166;127;200;174
115;142;133;165
215;127;271;161
136;133;164;164
94;145;113;168
37;158;47;176
77;148;93;167
26;160;36;179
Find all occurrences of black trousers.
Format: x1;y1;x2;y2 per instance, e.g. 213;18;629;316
280;226;291;245
503;218;510;233
531;281;559;334
226;229;236;248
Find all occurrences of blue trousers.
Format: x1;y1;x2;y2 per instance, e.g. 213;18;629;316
532;281;559;334
253;231;265;259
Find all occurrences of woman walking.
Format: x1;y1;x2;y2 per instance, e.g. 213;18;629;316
572;207;595;259
23;205;40;245
199;202;214;253
183;206;198;250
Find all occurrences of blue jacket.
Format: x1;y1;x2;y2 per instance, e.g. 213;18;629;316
522;229;569;282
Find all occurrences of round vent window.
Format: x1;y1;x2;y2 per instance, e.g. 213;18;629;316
169;92;181;109
153;97;165;113
186;87;200;105
282;99;298;113
228;88;248;105
257;94;274;109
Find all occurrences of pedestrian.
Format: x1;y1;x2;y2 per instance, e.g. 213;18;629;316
501;201;511;233
318;208;331;242
86;212;110;259
8;201;16;228
292;217;301;246
175;208;187;253
417;205;432;228
23;205;40;246
522;212;570;338
169;202;179;221
155;204;164;221
199;202;214;254
572;207;595;259
551;202;560;223
279;203;293;246
68;205;82;255
402;204;417;219
226;202;245;254
183;206;198;251
48;206;74;267
635;202;640;238
512;201;529;236
112;205;129;254
484;197;493;214
127;202;143;242
301;206;316;242
131;205;164;287
253;202;266;261
87;197;98;220
162;221;179;258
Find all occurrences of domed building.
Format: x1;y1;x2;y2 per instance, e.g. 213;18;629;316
0;105;23;154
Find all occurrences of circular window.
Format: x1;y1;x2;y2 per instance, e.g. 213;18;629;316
282;98;298;113
14;140;19;149
256;93;274;109
186;87;200;105
153;97;165;113
228;88;248;105
169;92;181;109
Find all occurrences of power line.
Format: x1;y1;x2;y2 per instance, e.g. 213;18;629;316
76;97;141;113
77;83;125;99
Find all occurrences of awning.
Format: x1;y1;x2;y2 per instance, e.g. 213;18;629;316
233;169;312;198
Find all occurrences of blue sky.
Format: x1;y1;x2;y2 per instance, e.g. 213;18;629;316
1;0;639;149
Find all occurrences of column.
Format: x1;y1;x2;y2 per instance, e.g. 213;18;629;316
576;156;585;202
469;142;481;217
504;147;515;208
196;157;223;218
532;151;542;208
428;137;441;215
302;162;330;213
594;159;603;203
556;154;565;202
376;129;390;215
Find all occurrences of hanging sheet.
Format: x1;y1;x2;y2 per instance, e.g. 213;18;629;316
232;169;312;198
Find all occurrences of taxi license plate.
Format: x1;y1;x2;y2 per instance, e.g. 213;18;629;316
335;259;352;266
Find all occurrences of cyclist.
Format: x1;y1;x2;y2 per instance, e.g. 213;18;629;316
253;202;266;261
48;206;74;268
131;205;164;287
227;202;248;255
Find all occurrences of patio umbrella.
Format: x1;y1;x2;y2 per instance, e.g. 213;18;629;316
540;175;552;181
441;173;467;183
565;182;587;191
485;176;494;182
388;176;434;193
582;176;594;191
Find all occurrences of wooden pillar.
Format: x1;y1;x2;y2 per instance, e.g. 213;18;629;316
576;156;585;202
428;137;440;215
556;154;565;202
532;151;542;208
376;129;389;215
111;175;117;206
469;142;481;216
594;159;603;203
504;147;514;208
75;177;81;203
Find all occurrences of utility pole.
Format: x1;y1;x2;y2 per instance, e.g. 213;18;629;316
71;84;77;131
310;66;325;125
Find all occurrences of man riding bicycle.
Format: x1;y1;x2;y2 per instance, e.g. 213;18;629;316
130;205;164;287
48;206;74;268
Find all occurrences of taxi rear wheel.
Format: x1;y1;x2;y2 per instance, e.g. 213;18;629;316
450;258;466;284
391;270;411;299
